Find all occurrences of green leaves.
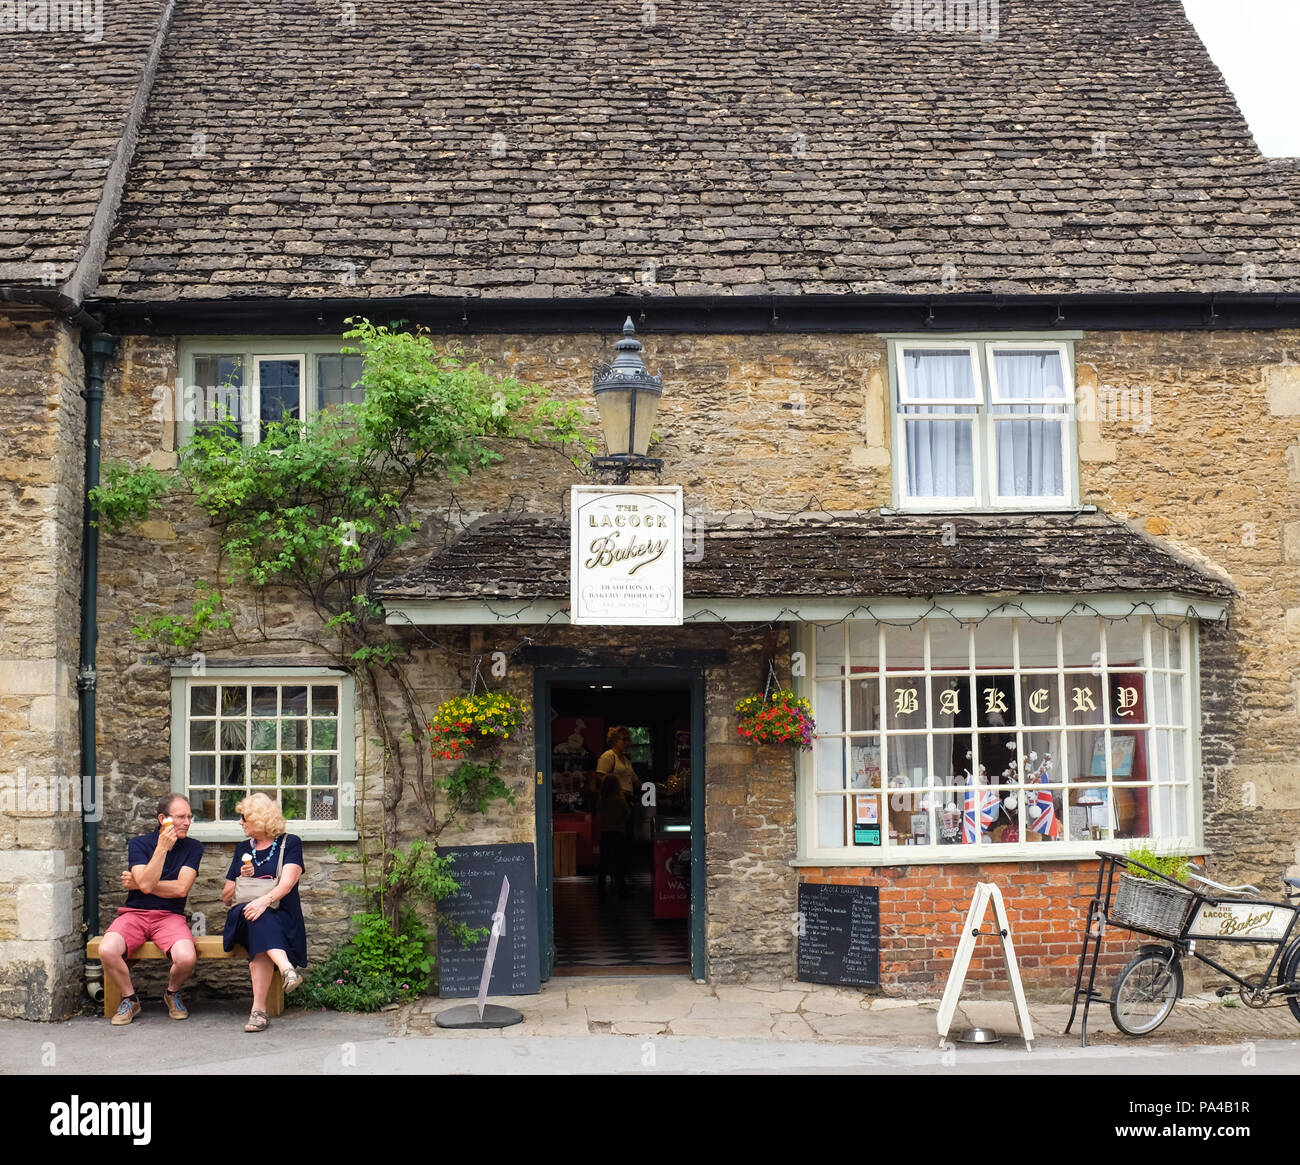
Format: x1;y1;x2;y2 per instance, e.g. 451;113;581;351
92;321;590;651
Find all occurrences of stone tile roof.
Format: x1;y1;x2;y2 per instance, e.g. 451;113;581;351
95;0;1300;302
377;510;1234;603
0;1;168;290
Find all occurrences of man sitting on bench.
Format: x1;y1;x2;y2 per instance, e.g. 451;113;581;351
100;794;204;1025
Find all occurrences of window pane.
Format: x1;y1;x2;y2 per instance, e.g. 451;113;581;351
316;354;365;412
849;738;881;789
311;755;338;785
927;621;968;671
1108;674;1146;724
1018;620;1058;669
991;348;1067;401
282;686;308;716
815;624;845;677
251;686;279;717
189;756;215;785
190;720;216;751
883;623;925;667
311;787;339;821
258;359;301;425
902;348;977;401
190;685;217;716
1105;618;1145;667
250;718;277;751
192;790;216;822
815;738;844;791
1061;618;1100;668
972;621;1014;669
849;677;880;732
221;685;247;716
311;685;339;716
818;796;846;847
192;355;245;435
282;788;307;821
220;755;246;786
220;720;247;750
281;719;308;751
930;677;965;729
281;754;307;784
886;678;926;730
1020;675;1060;726
994;419;1064;498
312;718;339;750
1064;673;1104;726
848;621;879;669
904;419;975;499
815;681;843;734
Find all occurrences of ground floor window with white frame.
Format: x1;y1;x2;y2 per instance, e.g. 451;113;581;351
170;667;356;836
802;614;1196;860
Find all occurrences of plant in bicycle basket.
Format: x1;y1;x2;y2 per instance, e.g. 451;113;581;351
734;689;815;749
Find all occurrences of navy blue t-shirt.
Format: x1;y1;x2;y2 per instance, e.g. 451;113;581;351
124;831;204;913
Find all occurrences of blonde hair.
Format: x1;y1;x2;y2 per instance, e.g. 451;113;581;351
236;792;286;838
606;725;629;749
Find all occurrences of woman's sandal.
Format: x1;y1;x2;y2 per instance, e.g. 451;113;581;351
282;968;303;995
244;1009;269;1033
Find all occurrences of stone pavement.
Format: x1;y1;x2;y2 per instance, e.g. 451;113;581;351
395;975;1300;1047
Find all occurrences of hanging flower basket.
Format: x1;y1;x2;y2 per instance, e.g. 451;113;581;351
428;691;527;760
735;689;815;750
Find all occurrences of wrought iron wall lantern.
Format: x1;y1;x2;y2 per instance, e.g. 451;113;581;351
591;317;663;483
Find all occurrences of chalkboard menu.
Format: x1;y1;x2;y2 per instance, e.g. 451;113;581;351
796;882;880;987
436;843;540;998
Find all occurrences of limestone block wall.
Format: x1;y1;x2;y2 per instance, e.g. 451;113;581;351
0;311;87;1019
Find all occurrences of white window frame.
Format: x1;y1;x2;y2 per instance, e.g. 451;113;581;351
170;665;359;842
178;338;365;447
793;612;1202;866
888;336;1079;511
247;353;307;445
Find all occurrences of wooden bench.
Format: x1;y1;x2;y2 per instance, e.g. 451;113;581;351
86;935;284;1018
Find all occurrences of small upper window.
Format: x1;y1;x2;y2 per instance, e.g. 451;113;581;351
892;340;1076;509
181;346;365;446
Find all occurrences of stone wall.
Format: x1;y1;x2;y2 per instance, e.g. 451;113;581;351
74;325;1300;1001
0;310;87;1019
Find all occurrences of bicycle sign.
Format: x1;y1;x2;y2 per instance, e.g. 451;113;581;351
1187;900;1295;942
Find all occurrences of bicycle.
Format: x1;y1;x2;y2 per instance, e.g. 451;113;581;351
1066;851;1300;1044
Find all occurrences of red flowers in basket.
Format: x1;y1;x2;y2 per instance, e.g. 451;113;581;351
734;689;815;750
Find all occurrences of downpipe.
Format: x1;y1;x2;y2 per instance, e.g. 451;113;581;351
79;332;115;997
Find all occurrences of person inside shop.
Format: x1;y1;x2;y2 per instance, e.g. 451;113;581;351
597;726;637;800
596;774;631;897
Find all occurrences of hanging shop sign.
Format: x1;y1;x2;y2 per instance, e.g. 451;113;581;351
570;485;684;626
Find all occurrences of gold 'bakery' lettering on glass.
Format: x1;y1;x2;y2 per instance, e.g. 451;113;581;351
893;687;919;717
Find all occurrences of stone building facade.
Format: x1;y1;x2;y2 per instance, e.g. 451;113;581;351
4;0;1300;1018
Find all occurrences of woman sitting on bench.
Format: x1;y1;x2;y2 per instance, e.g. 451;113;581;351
220;793;307;1032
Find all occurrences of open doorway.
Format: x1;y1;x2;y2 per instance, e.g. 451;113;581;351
542;678;697;975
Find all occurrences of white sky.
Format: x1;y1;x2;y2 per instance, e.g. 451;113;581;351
1181;0;1300;157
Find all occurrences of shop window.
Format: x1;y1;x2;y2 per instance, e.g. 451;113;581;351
890;340;1077;510
806;615;1195;859
171;668;356;837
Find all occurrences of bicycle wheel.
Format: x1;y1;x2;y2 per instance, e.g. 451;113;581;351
1111;946;1183;1036
1279;942;1300;1025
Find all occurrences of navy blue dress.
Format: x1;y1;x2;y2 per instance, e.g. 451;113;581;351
222;833;307;968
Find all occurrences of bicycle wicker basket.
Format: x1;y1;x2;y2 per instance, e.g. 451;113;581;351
1110;872;1194;938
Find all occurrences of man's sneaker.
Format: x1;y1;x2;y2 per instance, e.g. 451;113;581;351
163;989;188;1020
110;997;141;1025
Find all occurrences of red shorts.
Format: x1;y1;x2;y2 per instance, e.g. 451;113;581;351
105;908;195;955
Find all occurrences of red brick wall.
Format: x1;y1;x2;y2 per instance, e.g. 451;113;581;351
800;861;1151;999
